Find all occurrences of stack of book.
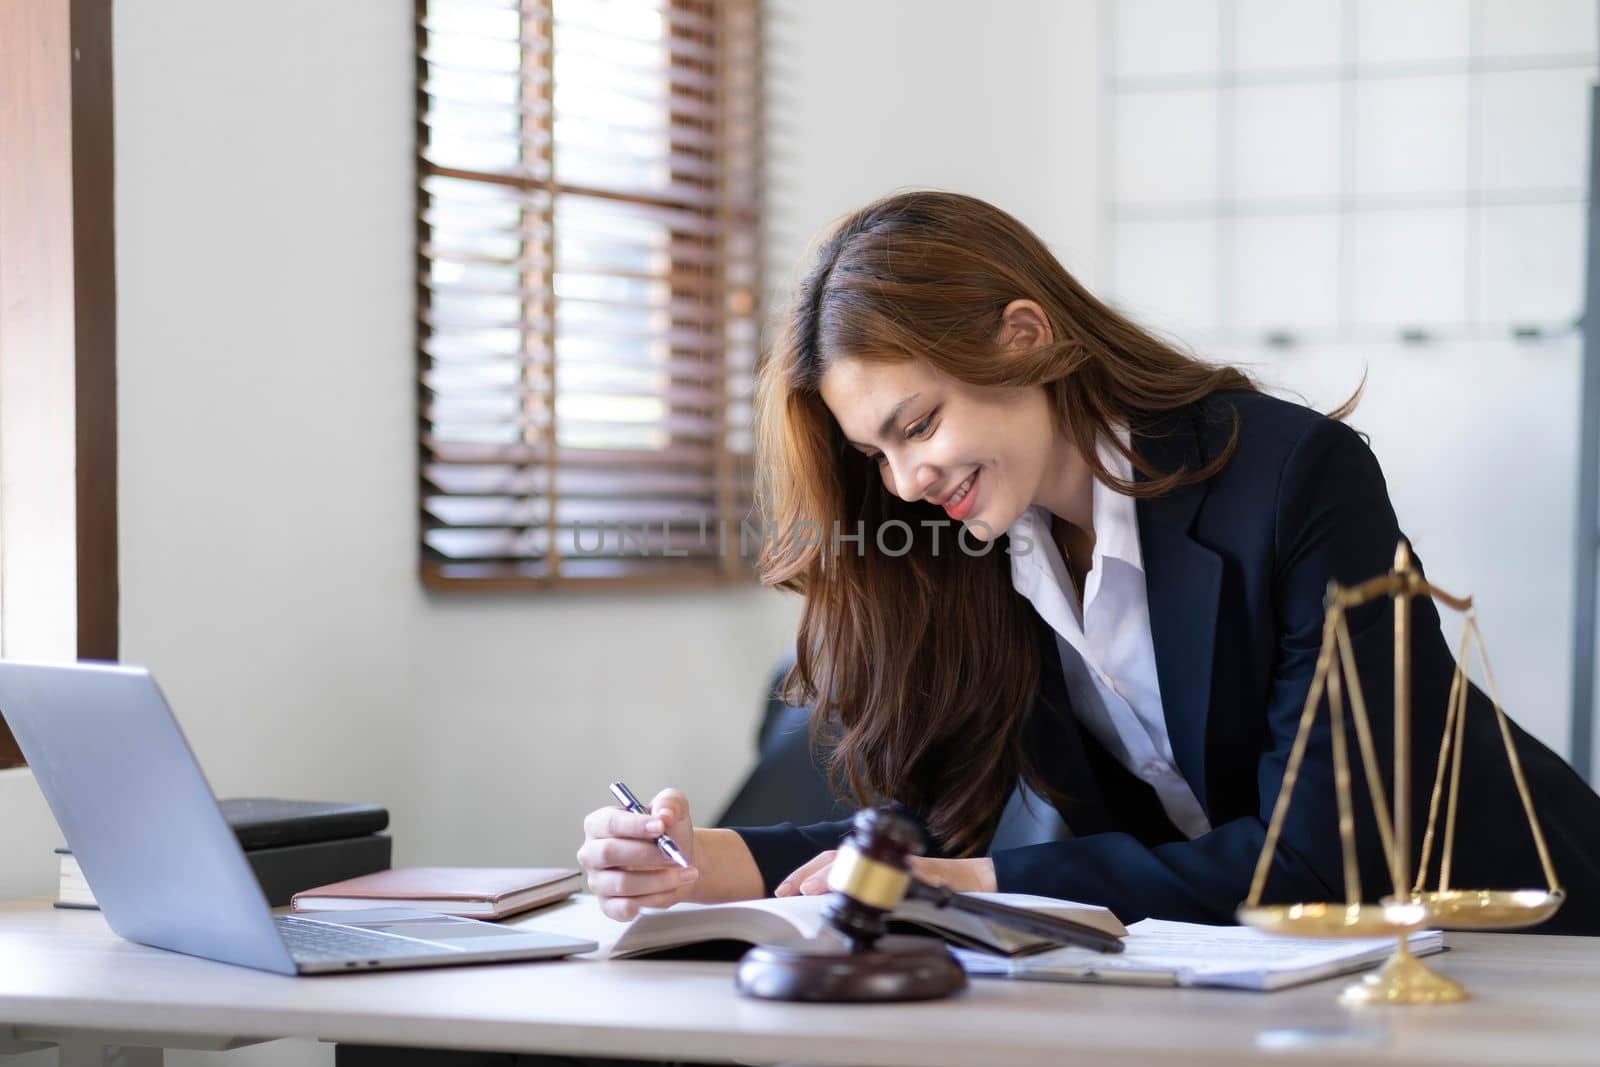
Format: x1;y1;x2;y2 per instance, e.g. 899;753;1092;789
56;796;391;909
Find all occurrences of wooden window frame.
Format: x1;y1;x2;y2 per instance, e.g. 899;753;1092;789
416;0;764;592
0;0;119;768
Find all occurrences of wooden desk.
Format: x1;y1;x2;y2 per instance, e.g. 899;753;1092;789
1;896;1598;1067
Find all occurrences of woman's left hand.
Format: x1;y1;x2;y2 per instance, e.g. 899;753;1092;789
773;851;997;896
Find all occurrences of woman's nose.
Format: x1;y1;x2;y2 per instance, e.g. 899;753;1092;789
885;454;938;503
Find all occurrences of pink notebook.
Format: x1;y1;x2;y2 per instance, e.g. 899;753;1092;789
291;866;582;920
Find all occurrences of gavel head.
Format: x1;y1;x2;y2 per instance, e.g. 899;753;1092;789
820;806;925;951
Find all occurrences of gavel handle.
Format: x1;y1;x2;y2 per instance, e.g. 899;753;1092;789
904;879;1125;954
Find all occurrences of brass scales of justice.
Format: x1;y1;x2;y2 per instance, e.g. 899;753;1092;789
1235;542;1564;1004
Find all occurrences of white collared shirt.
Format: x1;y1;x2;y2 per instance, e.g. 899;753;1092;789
1008;426;1213;840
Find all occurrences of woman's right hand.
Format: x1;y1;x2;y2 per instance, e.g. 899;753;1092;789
577;787;701;921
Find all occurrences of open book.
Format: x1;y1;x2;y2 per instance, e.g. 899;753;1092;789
516;892;1124;959
953;918;1445;991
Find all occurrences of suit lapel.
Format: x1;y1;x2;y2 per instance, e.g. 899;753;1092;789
1132;409;1223;812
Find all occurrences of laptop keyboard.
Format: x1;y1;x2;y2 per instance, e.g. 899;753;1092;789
276;915;458;964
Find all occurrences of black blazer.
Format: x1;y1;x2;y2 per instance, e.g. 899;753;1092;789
733;391;1600;933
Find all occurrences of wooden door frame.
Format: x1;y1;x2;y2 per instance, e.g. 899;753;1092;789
0;0;118;768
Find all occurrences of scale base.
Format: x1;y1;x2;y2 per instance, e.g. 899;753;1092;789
734;935;967;1002
1339;951;1467;1005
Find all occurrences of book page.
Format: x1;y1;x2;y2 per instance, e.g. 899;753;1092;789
614;892;1118;958
959;920;1444;991
517;891;1122;960
609;896;852;958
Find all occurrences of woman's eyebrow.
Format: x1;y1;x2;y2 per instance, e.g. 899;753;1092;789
846;392;922;449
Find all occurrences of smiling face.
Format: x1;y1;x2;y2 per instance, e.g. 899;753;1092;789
817;354;1062;541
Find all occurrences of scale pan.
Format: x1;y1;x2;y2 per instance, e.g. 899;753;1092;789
1236;900;1429;938
1403;889;1564;930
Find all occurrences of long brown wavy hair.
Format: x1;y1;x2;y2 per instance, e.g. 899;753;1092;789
754;190;1348;857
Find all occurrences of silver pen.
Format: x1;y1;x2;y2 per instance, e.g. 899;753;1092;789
608;781;690;868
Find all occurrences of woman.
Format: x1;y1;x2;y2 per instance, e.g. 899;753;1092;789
578;191;1600;933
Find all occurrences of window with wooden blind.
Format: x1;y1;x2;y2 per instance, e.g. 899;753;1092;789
417;0;763;590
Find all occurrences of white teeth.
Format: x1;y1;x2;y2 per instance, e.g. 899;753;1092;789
947;472;975;506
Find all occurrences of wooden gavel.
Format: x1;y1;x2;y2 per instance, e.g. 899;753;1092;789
822;806;1125;954
735;806;1120;1002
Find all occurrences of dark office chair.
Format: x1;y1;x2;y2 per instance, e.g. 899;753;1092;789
715;652;1068;849
714;652;851;828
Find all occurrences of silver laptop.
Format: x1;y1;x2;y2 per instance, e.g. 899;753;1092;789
0;660;597;974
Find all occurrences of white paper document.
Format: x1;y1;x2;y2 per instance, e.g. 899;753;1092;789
953;918;1445;991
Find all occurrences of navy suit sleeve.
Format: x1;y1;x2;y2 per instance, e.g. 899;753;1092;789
991;418;1404;923
730;818;855;896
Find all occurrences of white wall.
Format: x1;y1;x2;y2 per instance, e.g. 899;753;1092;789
764;0;1103;296
1098;0;1598;764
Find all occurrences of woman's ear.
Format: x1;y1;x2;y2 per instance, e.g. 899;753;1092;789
996;299;1054;353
